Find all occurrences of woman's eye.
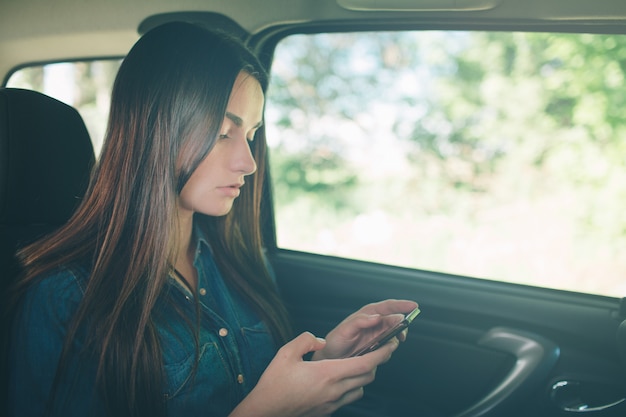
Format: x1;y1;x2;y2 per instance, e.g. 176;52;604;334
219;133;230;139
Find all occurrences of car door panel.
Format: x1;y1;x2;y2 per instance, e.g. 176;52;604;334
271;250;626;417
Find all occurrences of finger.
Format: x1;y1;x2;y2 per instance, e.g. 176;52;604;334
379;313;406;328
323;336;399;382
332;386;365;410
377;336;400;364
355;336;399;366
341;341;399;376
359;299;418;316
344;313;384;335
328;364;375;401
348;311;405;337
333;354;382;395
397;327;409;342
279;332;326;360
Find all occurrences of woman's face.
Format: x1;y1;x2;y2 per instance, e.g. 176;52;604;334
178;71;263;218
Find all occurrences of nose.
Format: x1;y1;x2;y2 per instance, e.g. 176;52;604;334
233;136;257;176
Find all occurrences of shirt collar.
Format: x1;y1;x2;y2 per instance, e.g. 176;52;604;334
192;222;212;264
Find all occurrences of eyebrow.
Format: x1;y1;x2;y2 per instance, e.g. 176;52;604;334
225;111;264;129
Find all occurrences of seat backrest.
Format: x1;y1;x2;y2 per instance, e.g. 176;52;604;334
0;87;95;415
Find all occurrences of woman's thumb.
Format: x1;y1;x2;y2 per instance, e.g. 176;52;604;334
288;331;326;359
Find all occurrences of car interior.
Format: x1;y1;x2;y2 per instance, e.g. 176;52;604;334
2;1;626;416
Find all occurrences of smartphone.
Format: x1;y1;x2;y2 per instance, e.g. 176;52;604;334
348;307;421;357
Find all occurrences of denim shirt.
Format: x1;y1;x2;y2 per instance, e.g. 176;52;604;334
8;228;278;417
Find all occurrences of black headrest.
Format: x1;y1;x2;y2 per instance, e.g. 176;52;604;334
0;88;95;231
1;87;96;417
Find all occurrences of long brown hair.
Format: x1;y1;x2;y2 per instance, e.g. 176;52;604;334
12;22;292;416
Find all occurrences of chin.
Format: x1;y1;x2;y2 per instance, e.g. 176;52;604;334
204;206;234;217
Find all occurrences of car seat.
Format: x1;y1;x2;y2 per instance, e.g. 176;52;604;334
0;87;95;416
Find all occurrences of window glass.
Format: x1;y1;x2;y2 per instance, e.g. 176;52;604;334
6;60;122;156
265;31;626;298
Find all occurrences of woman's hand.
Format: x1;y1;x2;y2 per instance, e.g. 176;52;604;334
229;331;399;417
312;299;418;360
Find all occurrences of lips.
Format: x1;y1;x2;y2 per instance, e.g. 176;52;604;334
217;182;244;197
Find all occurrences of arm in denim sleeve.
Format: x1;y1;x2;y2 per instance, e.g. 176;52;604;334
8;268;102;417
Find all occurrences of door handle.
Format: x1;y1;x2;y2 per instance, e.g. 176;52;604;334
550;379;626;413
454;327;560;417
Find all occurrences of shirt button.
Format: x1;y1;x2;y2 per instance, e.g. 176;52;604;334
199;288;207;296
218;328;228;337
237;374;244;384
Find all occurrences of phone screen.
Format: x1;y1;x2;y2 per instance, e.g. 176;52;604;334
348;307;421;357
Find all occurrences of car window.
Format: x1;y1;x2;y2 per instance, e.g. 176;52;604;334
264;30;626;298
6;60;122;156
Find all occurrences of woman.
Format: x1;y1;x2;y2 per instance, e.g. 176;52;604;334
8;22;417;417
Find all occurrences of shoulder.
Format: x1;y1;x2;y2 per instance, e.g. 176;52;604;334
26;263;88;300
9;264;100;416
17;264;89;327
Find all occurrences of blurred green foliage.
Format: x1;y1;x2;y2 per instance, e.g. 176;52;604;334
266;31;626;296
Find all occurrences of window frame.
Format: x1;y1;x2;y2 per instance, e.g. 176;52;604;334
251;20;626;300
